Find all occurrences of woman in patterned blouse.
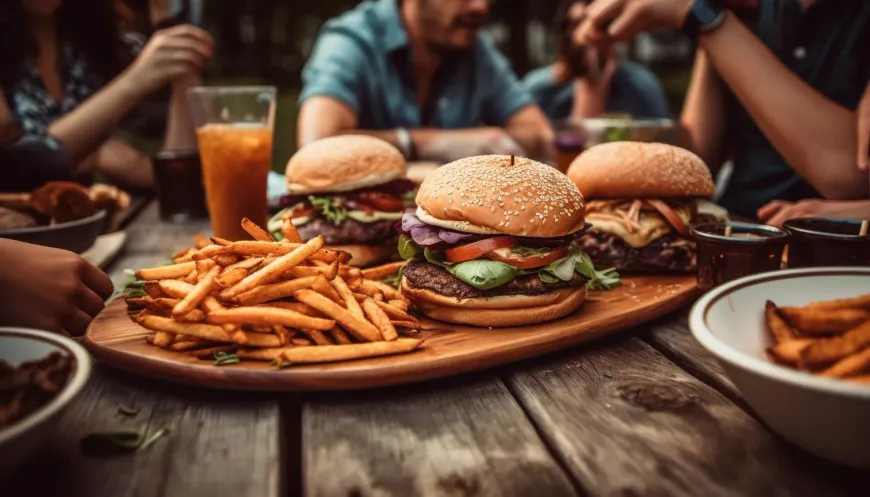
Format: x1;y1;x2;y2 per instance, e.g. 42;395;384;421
0;0;212;190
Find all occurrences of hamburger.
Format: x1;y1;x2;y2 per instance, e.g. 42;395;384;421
397;155;619;327
566;142;728;272
271;135;416;267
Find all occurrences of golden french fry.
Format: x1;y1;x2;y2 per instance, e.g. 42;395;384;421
390;320;420;330
779;307;869;334
820;347;870;378
154;297;182;309
799;293;870;312
174;248;196;263
765;301;798;342
241;217;275;242
293;289;383;342
212;254;240;267
292;337;313;346
143;281;163;299
352;292;369;303
231;329;249;345
352;284;381;299
248;325;273;333
210;236;232;246
274;326;292;347
176;308;206;323
195;258;217;276
125;297;151;308
193;241;301;260
282;218;303;243
215;267;249;288
135;262;196;281
360;280;407;303
222;237;325;298
169;339;219;351
173;334;195;343
158;279;195;299
374;300;417;323
373;293;385;302
361;261;405;281
182;270;198;284
226;257;264;271
200;296;225;313
153;331;173;348
260;301;324;317
801;322;870;366
329;326;352;345
388;299;409;311
236;348;287;361
848;374;870;385
767;339;815;365
311;275;343;304
287;261;339;280
241;332;283;348
193;233;211;249
141;315;232;342
362;298;398;341
279;338;423;365
301;329;333;345
332;276;364;317
205;306;335;331
191;344;238;360
173;265;221;316
232;276;318;306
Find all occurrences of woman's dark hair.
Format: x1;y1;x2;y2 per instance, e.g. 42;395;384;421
0;1;131;90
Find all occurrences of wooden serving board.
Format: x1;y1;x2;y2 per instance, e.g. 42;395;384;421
85;275;697;391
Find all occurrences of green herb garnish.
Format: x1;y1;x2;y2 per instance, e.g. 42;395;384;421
214;351;240;366
138;424;171;451
382;265;405;289
397;234;421;260
269;358;292;368
80;424;170;455
121;269;147;298
117;405;139;416
309;195;348;226
510;246;552;256
401;190;417;201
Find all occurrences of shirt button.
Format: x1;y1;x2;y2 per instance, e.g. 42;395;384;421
793;46;807;59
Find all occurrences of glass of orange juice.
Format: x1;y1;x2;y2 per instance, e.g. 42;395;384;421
187;86;276;240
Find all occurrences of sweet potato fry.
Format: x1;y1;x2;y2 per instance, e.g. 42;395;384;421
205;306;335;331
279;338;423;365
765;301;798;342
767;339;814;365
361;261;405;281
362;298;398;341
222;237;324;298
281;218;303;243
294;289;383;342
779;307;869;334
232;276;317;305
331;276;364;317
801;322;870;366
135;262;196;281
820;347;870;378
241;217;274;242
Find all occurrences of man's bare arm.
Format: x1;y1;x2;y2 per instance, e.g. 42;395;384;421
679;49;729;173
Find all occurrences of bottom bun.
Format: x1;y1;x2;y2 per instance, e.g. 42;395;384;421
401;278;587;327
329;244;395;268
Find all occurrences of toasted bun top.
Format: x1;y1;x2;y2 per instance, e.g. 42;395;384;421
566;142;715;198
285;135;406;193
416;155;586;237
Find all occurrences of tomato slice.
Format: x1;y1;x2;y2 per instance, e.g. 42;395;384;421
284;206;314;220
487;247;568;269
646;199;688;235
348;192;405;212
445;236;516;263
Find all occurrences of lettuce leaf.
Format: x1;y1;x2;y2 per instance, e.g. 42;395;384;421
309;195;348;226
448;260;517;290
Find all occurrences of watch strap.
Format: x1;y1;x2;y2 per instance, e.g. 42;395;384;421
682;0;727;41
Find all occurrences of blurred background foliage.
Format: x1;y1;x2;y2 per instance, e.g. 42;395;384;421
127;0;695;171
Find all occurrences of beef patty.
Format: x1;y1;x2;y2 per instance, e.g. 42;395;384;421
578;230;696;272
297;216;397;245
402;259;586;300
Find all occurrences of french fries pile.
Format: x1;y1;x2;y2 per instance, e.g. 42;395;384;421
125;217;424;367
766;294;870;385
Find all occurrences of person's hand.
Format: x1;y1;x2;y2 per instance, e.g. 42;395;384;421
578;0;693;44
570;46;619;118
417;128;526;163
858;81;870;172
0;239;115;336
757;199;870;227
121;24;213;97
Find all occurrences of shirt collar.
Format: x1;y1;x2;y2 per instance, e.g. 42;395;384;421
377;0;409;52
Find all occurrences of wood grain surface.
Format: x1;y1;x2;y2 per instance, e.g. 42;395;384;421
303;376;578;497
85;274;698;391
505;337;859;497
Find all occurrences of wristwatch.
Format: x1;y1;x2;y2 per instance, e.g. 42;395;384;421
682;0;727;41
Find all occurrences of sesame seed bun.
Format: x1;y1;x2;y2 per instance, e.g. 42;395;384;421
401;278;587;327
286;135;406;194
328;243;395;268
566;142;715;198
415;155;586;237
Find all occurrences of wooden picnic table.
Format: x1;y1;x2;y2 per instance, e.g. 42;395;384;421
5;199;868;497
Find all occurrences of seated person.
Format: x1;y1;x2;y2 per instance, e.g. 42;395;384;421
573;0;870;219
296;0;553;163
0;1;211;191
523;0;670;120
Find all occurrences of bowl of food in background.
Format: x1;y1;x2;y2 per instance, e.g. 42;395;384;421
0;327;91;475
552;117;678;172
0;182;129;253
690;267;870;469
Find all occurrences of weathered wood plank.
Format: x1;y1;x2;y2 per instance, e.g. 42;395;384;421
506;337;860;497
303;376;579;497
119;201;212;257
5;365;281;497
641;310;740;400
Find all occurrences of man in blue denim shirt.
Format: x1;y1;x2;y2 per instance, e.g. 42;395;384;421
297;0;553;163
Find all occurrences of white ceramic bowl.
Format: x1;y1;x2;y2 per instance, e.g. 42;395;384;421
0;328;92;475
690;267;870;469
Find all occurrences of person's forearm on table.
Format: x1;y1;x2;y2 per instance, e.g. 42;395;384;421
679;49;729;173
700;11;868;199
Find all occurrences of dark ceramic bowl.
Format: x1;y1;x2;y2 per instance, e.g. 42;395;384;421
783;218;870;268
0;210;106;253
691;222;790;291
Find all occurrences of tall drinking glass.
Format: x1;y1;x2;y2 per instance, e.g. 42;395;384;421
187;86;276;240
